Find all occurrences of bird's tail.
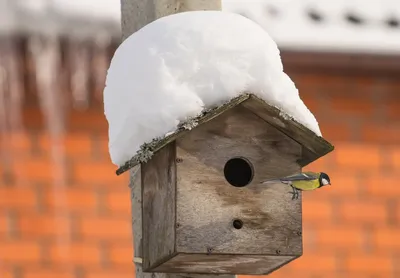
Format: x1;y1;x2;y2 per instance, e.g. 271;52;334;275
261;178;282;185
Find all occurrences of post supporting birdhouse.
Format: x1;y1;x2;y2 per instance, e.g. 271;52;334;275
121;1;229;278
121;0;222;41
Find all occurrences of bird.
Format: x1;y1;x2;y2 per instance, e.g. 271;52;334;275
261;172;331;200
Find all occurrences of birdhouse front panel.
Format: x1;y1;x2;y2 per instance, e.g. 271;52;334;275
149;104;302;274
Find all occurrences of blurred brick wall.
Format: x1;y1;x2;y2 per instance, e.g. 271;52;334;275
267;72;400;278
1;67;399;278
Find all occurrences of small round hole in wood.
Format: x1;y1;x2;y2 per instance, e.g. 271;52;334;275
233;219;243;229
224;157;253;187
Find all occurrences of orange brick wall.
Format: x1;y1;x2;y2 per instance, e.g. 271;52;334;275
1;69;399;278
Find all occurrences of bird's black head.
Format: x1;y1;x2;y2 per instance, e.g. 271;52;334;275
319;172;331;187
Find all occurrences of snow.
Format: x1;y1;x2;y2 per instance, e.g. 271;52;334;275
18;0;120;21
50;0;400;54
222;0;400;55
103;11;321;167
4;0;400;53
52;0;120;21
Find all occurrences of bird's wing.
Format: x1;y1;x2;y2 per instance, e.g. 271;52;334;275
261;172;318;184
291;180;321;191
279;172;318;181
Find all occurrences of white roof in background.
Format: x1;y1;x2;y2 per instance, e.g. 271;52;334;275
0;0;120;38
223;0;400;55
2;0;400;54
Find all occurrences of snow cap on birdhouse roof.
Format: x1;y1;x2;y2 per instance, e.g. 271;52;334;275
105;11;326;171
116;93;333;175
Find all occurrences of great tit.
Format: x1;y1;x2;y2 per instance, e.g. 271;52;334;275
261;172;331;200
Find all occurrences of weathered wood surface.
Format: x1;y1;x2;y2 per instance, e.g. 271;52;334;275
129;166;143;270
133;167;235;278
167;106;303;274
142;142;177;271
153;254;298;275
117;93;334;175
241;95;334;166
117;94;250;175
121;0;221;41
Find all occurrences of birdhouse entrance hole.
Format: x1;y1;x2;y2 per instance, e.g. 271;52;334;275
224;157;253;187
233;219;243;229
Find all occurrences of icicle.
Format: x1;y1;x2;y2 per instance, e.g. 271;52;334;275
7;40;24;132
69;39;90;110
28;35;67;186
93;34;112;102
28;35;70;253
29;36;66;136
0;62;9;169
0;44;8;133
0;39;24;183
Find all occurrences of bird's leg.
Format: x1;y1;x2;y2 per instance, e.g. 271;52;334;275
294;188;300;200
290;185;296;200
282;181;300;200
294;187;300;200
289;184;300;200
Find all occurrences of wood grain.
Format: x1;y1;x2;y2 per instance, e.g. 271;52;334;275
175;106;302;258
130;157;236;278
241;95;334;167
121;0;221;41
130;166;143;259
126;92;336;274
117;93;334;175
142;142;177;271
152;253;299;275
136;267;234;278
117;94;250;175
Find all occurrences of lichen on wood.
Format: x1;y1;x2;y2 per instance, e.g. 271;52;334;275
115;92;334;176
115;93;250;175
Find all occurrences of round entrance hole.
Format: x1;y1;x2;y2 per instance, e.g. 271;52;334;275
233;219;243;229
223;157;254;187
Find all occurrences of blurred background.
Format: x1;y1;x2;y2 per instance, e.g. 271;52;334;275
0;0;399;278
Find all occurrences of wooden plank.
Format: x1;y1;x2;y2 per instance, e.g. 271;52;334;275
129;166;143;261
121;0;221;41
117;93;334;175
153;253;299;275
240;95;334;167
142;142;177;271
116;94;250;175
132;167;234;278
171;106;302;274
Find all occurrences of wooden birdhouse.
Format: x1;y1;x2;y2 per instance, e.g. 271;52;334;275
117;93;334;276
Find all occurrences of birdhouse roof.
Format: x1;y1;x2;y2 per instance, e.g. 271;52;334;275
116;93;334;175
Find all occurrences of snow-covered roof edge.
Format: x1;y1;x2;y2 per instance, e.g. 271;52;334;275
115;93;334;176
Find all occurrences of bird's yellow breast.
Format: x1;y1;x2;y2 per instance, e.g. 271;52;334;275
292;180;320;191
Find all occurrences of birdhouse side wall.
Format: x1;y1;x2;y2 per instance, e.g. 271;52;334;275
141;142;177;270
